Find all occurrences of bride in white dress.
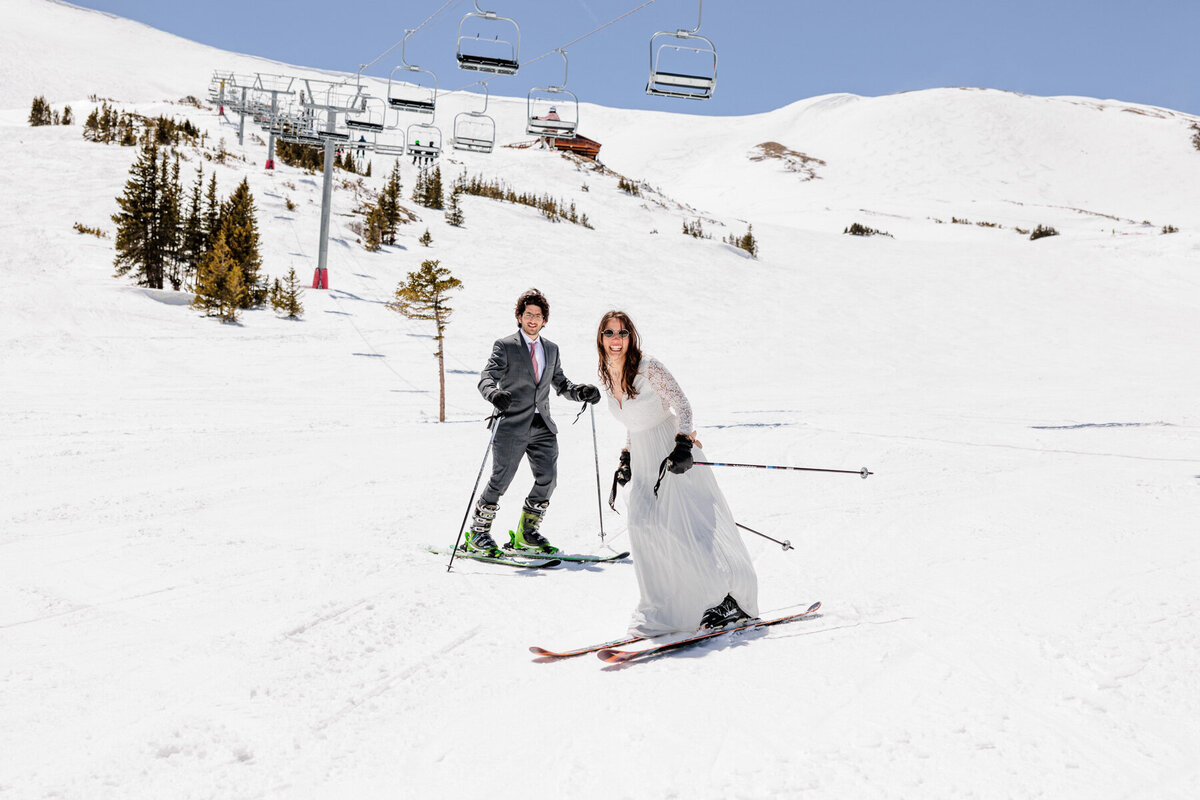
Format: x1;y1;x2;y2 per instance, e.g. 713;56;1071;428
597;311;759;636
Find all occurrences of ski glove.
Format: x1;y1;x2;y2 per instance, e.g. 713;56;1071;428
608;450;631;511
667;434;694;474
615;450;632;486
653;435;694;496
578;384;602;404
491;390;513;412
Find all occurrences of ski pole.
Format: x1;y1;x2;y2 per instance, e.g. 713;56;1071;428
736;522;793;552
589;405;606;544
695;461;873;479
447;413;502;572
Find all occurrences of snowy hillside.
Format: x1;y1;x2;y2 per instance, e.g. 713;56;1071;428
3;1;1200;799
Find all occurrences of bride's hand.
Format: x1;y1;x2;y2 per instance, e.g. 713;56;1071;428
687;431;702;449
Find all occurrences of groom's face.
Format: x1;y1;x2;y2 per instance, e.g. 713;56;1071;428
519;305;546;339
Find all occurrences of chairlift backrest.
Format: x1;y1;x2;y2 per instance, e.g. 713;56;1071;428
387;65;438;115
456;2;520;75
646;31;717;99
645;1;717;100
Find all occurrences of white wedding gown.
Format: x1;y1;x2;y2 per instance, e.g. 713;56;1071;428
608;356;759;636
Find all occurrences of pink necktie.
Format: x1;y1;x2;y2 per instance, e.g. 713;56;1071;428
530;342;540;382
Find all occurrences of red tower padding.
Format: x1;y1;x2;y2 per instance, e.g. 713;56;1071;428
311;268;328;289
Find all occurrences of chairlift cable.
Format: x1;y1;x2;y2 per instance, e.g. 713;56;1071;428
522;0;660;68
441;0;660;96
358;0;464;75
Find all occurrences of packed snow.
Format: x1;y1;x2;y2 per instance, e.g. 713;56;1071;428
3;1;1200;798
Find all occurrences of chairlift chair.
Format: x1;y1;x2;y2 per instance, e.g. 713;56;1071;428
346;95;387;135
456;1;520;75
388;30;438;115
453;82;496;153
526;50;578;140
526;92;578;139
407;122;443;161
645;0;717;100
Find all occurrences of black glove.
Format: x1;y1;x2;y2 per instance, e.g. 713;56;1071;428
666;434;694;474
491;390;513;412
608;450;631;510
615;450;631;486
579;384;601;404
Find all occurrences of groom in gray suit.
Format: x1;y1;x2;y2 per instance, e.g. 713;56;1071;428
466;288;600;554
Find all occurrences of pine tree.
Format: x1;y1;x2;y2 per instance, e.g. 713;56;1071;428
192;230;245;321
203;174;221;251
179;166;206;290
381;161;403;244
112;139;171;289
83;107;101;141
445;189;464;227
426;165;444;210
269;267;305;318
28;96;52;126
160;151;184;289
387;260;462;422
364;205;384;252
218;178;264;306
61;105;74;126
419;228;433;247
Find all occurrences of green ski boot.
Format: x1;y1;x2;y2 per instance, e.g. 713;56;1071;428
463;501;501;554
508;500;558;554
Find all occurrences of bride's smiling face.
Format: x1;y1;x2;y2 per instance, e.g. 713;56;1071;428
601;319;629;362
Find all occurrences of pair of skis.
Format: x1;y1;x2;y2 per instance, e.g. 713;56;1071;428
531;601;822;663
426;545;630;569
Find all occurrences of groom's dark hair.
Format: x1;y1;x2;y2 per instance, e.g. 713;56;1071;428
515;288;550;321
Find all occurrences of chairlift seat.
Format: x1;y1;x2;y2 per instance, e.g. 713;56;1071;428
346;119;385;133
456;53;519;75
388;97;436;114
453;135;494;154
647;69;715;99
408;142;441;156
317;130;349;141
527;117;577;138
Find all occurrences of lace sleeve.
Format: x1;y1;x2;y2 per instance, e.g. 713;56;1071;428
645;357;693;435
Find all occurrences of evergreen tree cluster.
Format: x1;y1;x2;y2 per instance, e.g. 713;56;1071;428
452;171;592;228
725;224;759;258
843;222;892;237
28;96;74;127
364;162;406;251
73;222;107;238
617;176;641;196
269;267;305;319
1162;224;1179;234
682;219;710;239
92;112;199;147
273;140;325;172
413;166;445;209
1029;224;1059;241
1192;124;1200;152
273;141;369;175
112;138;264;314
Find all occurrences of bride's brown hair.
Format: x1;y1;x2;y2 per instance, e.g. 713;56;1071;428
596;311;642;400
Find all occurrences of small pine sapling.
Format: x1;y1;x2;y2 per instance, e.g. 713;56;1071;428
387;260;462;422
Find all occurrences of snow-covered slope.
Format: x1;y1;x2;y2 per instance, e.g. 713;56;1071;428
3;2;1200;799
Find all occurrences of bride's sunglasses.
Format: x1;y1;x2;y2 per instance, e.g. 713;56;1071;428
602;328;630;339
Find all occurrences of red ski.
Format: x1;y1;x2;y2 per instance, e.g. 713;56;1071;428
530;634;647;660
597;602;822;664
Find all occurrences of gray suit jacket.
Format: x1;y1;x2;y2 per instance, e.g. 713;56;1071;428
478;332;586;436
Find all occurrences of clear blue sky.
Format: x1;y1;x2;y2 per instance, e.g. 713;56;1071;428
72;0;1200;117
